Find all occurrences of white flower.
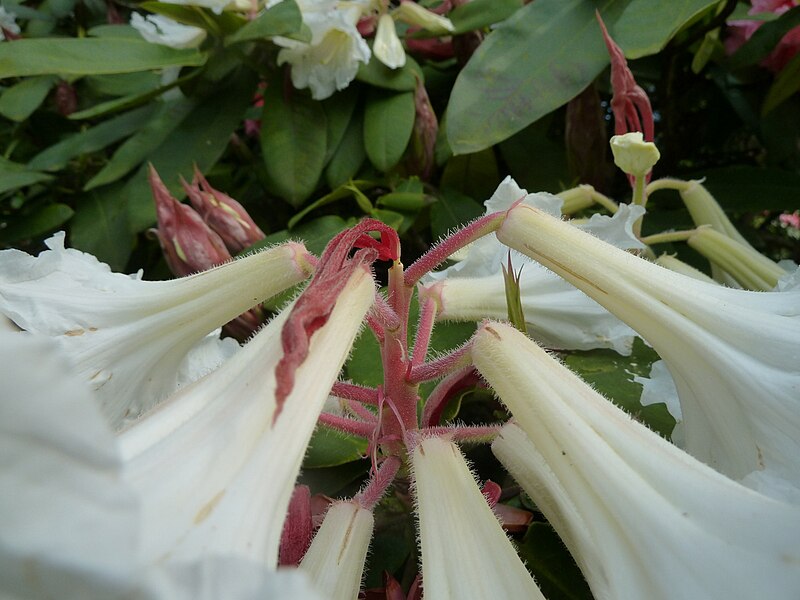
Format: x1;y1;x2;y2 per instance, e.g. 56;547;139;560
0;331;329;599
0;6;20;40
392;1;454;35
0;232;313;428
373;14;405;69
634;359;684;446
422;176;640;354
655;253;717;283
159;0;247;15
275;1;371;100
473;321;800;600
497;203;800;497
300;502;373;600
130;13;207;49
0;261;374;596
411;436;545;599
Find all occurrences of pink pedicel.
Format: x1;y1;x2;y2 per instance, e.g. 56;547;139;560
279;485;313;566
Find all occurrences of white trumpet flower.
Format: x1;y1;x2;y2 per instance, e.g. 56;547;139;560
0;233;313;427
300;502;374;600
474;321;800;600
411;436;545;600
0;331;326;599
497;203;800;496
120;266;375;567
423;177;640;354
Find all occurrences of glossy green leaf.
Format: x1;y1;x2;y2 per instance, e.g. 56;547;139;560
429;187;483;240
261;86;328;206
325;111;366;188
304;425;369;468
0;157;53;193
0;38;205;78
122;73;257;232
516;523;592;600
0;75;57;122
254;214;350;257
498;115;571;193
0;203;73;244
84;98;196;191
297;459;369;497
84;72;161;97
69;183;133;271
447;0;717;154
448;0;523;34
376;191;430;211
86;24;143;39
287;181;376;229
28;105;156;172
323;87;358;164
356;55;421;91
225;0;305;44
363;89;415;172
728;5;800;69
439;147;500;202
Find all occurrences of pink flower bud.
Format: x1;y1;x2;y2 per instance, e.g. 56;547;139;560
279;485;313;566
182;166;266;254
406;80;438;180
149;164;231;277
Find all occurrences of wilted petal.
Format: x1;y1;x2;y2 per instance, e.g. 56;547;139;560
411;436;545;600
0;232;313;427
497;204;800;494
300;502;373;600
476;322;800;600
120;267;375;567
423;176;638;354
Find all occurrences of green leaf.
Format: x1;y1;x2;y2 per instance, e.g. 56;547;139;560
0;203;73;244
447;0;717;154
323;87;358;164
287;181;376;229
325;111;366;188
356;55;421;91
517;523;592;600
346;327;384;387
261;86;328;207
254;214;350;256
763;51;800;115
498;114;571;193
429;187;484;240
225;0;305;44
698;165;800;212
376;191;430;211
28;105;156;172
70;183;133;271
728;5;800;69
304;425;368;468
0;157;53;193
0;75;58;122
0;38;206;78
363;89;415;172
138;2;214;29
83;72;161;97
439;147;500;201
297;459;369;497
86;24;143;39
448;0;523;35
564;338;674;437
84;98;196;190
122;73;257;232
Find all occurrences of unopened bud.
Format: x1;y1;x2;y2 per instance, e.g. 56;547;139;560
183;165;266;254
149;164;231;277
393;1;454;35
406;80;438;179
374;14;406;69
610;132;660;178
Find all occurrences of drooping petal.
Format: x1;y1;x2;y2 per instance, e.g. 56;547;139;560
119;266;375;567
474;321;800;600
634;359;684;445
0;233;314;427
300;502;374;600
411;436;545;600
496;204;800;495
373;14;406;69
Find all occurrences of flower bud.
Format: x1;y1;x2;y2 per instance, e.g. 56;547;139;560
373;14;406;69
149;165;231;277
393;1;454;35
183;166;266;254
609;132;660;177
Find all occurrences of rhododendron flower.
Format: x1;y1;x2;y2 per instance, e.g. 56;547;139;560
0;6;20;40
373;13;406;69
422;176;640;354
411;436;545;599
274;0;371;100
475;321;800;600
726;0;800;72
497;202;800;496
130;13;207;49
0;232;314;427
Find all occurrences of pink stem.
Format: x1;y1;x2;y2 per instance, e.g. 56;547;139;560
372;292;401;331
365;312;385;343
403;212;506;286
418;424;502;443
332;381;380;405
411;296;438;368
317;413;375;438
355;456;401;510
406;342;473;384
422;366;482;427
343;399;378;423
